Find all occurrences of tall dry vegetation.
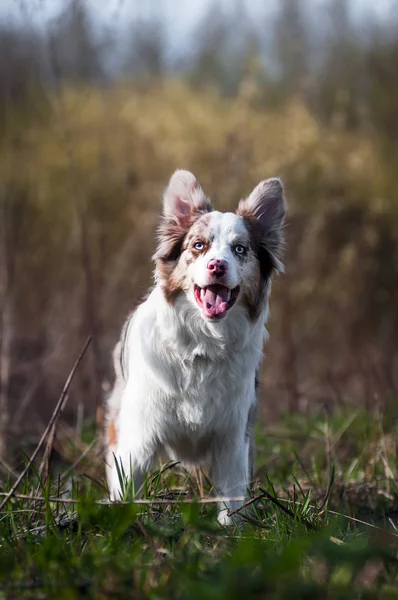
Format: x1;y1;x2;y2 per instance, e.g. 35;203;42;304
2;83;398;428
1;0;398;458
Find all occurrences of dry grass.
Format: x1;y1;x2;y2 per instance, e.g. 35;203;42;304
1;81;397;436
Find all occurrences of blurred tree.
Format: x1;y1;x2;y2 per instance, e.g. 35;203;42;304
188;0;262;96
274;0;310;95
311;0;366;129
49;0;104;83
123;18;165;80
0;25;47;135
367;28;398;150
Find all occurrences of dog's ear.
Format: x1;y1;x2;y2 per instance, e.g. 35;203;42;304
237;178;286;235
154;171;212;264
237;178;287;273
163;170;212;226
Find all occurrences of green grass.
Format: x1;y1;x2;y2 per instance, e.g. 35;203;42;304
1;409;398;599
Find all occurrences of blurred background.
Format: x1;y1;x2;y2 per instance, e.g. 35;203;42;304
1;0;398;461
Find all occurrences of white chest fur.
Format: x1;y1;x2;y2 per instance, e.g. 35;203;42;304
123;289;264;425
108;287;266;474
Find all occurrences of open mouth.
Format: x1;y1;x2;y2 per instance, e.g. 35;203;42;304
194;284;240;320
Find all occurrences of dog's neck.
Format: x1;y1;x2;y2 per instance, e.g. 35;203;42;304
153;285;268;363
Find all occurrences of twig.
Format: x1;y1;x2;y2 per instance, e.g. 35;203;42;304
0;456;19;478
37;393;70;488
275;496;398;537
148;460;180;490
326;508;392;533
293;451;316;489
60;437;98;485
81;471;109;492
0;492;246;509
2;488;397;537
318;464;335;514
227;492;266;517
259;487;316;530
10;377;41;427
259;487;298;518
0;337;91;511
239;512;268;529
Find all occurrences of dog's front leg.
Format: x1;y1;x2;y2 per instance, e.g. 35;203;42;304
108;431;156;502
109;451;147;501
211;427;249;526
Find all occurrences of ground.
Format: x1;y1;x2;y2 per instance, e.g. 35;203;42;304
1;408;398;599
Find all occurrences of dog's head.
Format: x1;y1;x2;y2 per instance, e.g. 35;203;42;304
154;170;286;321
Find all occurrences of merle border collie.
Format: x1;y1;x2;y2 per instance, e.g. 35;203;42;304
105;170;286;524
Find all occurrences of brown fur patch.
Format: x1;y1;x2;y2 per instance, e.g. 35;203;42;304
238;215;276;321
155;212;212;304
163;262;187;303
240;263;266;321
155;219;188;303
242;215;276;280
183;214;213;261
107;418;117;448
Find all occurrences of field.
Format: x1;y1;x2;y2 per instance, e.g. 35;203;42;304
2;2;398;595
1;397;398;598
1;82;398;599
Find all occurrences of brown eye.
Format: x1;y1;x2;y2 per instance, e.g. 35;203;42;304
194;241;205;250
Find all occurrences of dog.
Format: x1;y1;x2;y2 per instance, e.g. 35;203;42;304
105;170;286;524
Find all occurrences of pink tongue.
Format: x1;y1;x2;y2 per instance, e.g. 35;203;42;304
202;285;229;316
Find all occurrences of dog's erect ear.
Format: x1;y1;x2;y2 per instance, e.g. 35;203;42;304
154;170;212;265
163;170;212;226
237;178;286;235
237;178;287;273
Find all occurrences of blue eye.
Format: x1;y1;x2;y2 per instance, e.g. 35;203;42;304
194;241;204;250
234;245;246;255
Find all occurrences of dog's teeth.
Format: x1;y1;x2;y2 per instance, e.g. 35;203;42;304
200;288;206;300
227;289;231;302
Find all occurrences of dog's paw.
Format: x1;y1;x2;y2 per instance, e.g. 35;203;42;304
217;511;232;527
217;509;239;527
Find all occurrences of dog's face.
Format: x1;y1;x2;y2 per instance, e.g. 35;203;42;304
154;170;286;321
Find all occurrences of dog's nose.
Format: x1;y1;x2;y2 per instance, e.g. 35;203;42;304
207;258;228;276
